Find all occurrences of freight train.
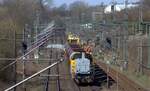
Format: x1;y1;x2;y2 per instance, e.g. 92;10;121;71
65;33;94;84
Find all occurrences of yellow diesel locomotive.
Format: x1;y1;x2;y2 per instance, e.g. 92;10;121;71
65;33;93;84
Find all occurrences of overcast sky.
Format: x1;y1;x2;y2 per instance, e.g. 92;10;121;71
0;0;3;3
53;0;139;7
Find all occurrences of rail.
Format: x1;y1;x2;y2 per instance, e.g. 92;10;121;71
96;61;148;91
4;59;63;91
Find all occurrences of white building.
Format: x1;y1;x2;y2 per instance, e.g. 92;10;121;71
104;4;137;13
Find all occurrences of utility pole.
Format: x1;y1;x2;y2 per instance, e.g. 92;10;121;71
22;26;26;91
34;10;40;63
56;34;61;91
111;0;117;65
139;0;143;34
111;0;116;22
138;1;144;74
22;24;29;91
13;30;17;91
25;24;30;59
138;39;143;74
123;0;128;70
45;48;52;91
101;2;105;24
149;24;150;68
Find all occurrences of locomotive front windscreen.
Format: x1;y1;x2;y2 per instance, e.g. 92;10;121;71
71;40;78;44
71;52;82;60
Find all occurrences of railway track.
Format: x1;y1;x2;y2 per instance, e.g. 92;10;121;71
40;28;106;91
12;27;123;91
11;27;117;91
68;63;115;91
44;28;118;91
51;29;105;91
11;27;67;91
96;61;148;91
43;28;66;91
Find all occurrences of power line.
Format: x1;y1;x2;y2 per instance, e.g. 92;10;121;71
4;60;63;91
0;24;54;72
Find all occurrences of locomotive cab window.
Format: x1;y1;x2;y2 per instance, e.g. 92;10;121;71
70;40;78;44
71;53;82;60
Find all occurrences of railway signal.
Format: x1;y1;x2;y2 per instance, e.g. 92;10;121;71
22;41;27;53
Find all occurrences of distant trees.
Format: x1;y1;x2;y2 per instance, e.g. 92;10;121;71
0;0;46;80
69;1;89;23
142;0;150;21
142;0;150;6
127;0;150;21
4;0;42;28
47;1;91;26
47;1;104;24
